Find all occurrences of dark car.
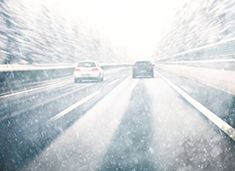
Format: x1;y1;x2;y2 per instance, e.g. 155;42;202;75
132;61;154;78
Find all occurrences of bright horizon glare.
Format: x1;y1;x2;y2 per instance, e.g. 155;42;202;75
23;0;188;62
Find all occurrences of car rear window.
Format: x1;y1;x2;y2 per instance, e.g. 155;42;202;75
77;62;96;67
135;61;152;66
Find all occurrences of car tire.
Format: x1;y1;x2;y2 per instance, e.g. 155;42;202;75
151;72;154;78
74;79;77;83
132;74;136;78
97;74;102;82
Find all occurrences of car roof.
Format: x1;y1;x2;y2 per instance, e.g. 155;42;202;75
135;61;151;62
134;61;152;64
78;60;97;63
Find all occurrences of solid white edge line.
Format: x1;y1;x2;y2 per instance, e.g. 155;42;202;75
0;84;92;122
0;80;71;99
49;91;100;122
155;70;235;141
108;79;119;86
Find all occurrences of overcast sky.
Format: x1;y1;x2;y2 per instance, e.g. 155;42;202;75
24;0;188;61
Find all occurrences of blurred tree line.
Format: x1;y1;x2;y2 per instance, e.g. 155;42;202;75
0;0;127;64
153;0;235;61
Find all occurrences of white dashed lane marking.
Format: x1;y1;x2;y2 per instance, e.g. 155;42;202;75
48;91;100;122
108;79;119;86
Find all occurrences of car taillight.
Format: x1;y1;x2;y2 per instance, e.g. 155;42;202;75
92;68;99;71
133;66;138;69
75;68;80;71
148;66;153;68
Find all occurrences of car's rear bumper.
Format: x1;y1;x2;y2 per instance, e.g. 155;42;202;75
133;70;153;76
74;71;100;79
74;76;100;80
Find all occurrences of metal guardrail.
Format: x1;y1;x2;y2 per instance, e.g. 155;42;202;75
0;64;77;72
156;38;235;63
0;63;133;84
0;63;132;72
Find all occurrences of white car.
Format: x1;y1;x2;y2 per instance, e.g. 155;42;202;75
74;61;104;83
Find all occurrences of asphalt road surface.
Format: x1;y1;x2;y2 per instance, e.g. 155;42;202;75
1;67;235;171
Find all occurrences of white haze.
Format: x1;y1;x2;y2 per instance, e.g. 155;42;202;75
22;0;189;62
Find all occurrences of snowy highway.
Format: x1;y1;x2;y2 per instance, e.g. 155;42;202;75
2;0;235;170
1;67;235;171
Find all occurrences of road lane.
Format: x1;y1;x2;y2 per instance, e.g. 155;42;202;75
0;68;131;171
156;71;235;141
48;91;100;122
108;79;119;86
0;83;92;122
0;79;72;99
0;68;130;100
0;76;74;97
22;76;138;171
0;68;130;120
144;74;235;170
21;73;235;171
97;81;155;171
156;68;235;130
